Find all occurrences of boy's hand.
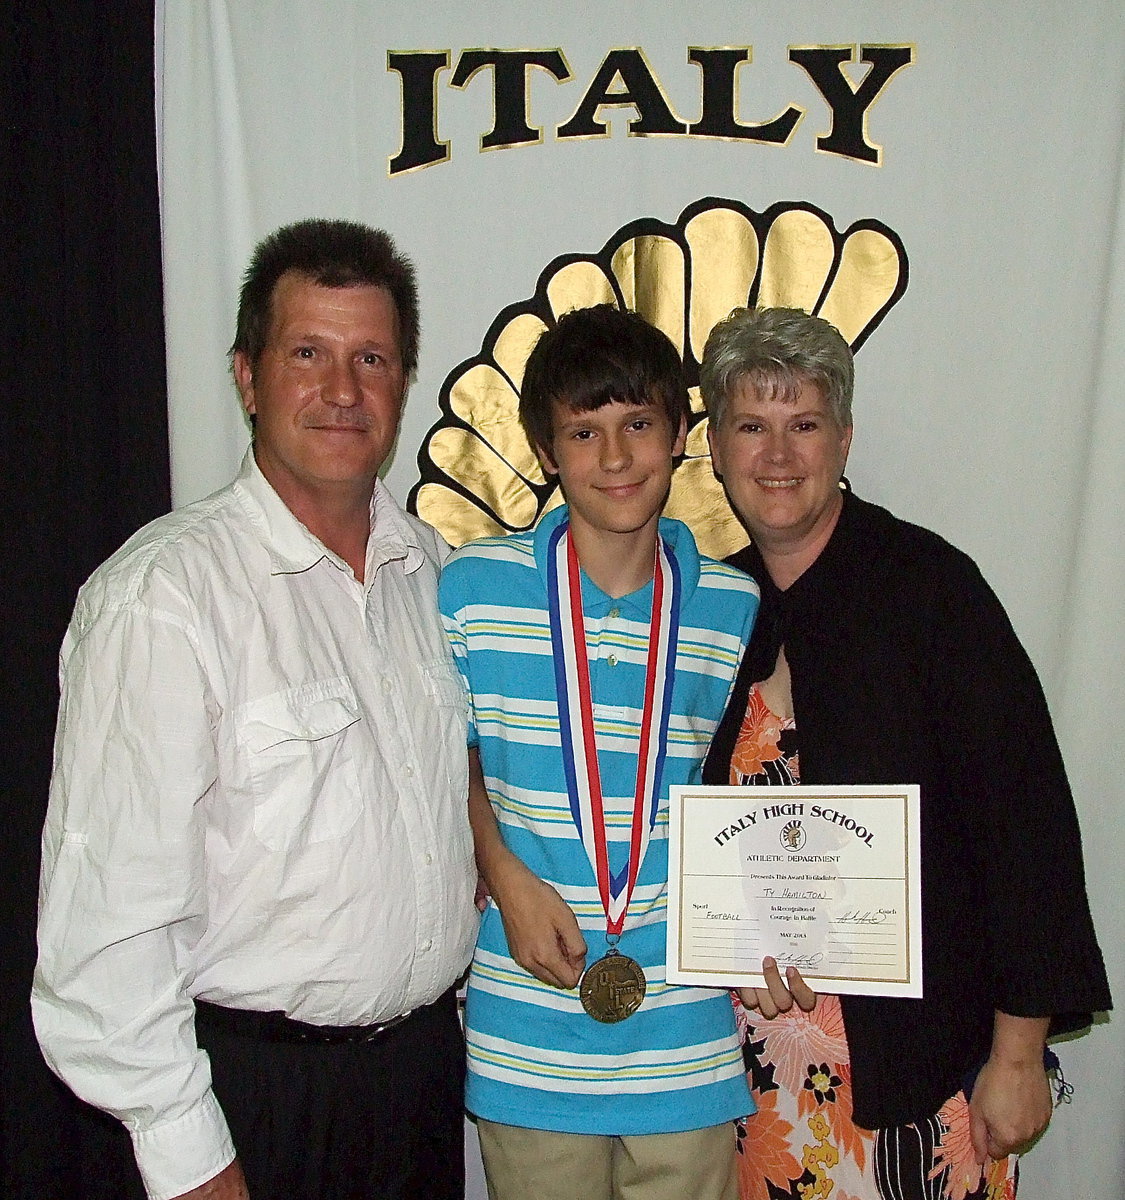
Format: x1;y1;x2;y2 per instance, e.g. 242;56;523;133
491;860;588;989
467;747;586;988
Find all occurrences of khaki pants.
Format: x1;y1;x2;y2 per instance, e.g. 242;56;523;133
476;1119;738;1200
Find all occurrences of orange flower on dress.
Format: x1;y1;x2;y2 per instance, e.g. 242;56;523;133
833;1061;873;1173
730;687;785;779
753;996;848;1096
929;1094;984;1200
738;1089;803;1200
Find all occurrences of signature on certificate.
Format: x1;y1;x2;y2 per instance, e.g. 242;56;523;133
836;909;895;925
779;951;825;969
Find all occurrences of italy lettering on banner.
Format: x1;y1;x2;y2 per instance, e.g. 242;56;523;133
387;43;915;174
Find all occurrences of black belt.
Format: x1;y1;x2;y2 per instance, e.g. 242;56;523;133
194;997;425;1045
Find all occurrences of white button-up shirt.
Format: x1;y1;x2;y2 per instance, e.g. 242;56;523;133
33;452;478;1200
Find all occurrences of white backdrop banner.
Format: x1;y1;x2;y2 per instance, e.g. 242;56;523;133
158;4;1123;1196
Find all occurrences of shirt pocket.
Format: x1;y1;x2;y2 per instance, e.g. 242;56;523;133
419;658;471;805
420;658;469;714
236;676;364;852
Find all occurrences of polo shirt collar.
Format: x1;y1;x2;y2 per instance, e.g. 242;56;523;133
531;503;701;606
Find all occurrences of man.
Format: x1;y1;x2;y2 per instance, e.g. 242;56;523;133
33;219;478;1200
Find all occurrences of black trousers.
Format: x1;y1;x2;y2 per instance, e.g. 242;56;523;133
194;989;466;1200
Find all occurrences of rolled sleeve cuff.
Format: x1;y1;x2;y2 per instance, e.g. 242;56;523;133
130;1089;235;1200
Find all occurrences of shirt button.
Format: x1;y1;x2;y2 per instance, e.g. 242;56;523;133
609;607;620;619
381;678;393;694
425;853;433;866
404;764;415;777
607;655;618;667
421;939;433;952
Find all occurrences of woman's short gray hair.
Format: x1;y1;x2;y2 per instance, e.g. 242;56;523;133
699;307;854;429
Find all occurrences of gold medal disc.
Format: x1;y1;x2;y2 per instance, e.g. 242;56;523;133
579;950;646;1023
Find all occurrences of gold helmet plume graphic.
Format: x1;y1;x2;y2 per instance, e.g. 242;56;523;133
408;197;907;556
781;819;806;852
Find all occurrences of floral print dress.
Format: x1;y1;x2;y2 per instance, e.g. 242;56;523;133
731;684;1017;1200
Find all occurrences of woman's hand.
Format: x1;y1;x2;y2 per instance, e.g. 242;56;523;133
969;1057;1052;1162
969;1014;1053;1162
737;957;817;1018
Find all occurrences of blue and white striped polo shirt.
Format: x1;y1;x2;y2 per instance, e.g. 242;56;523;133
439;505;760;1135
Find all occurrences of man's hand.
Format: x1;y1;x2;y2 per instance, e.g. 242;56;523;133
737;957;817;1018
491;857;587;989
969;1014;1052;1162
172;1159;249;1200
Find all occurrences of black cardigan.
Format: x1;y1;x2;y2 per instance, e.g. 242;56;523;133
704;490;1111;1129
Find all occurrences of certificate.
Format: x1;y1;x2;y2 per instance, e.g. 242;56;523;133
666;785;922;998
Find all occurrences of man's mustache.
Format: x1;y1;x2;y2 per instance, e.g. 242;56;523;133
300;409;374;431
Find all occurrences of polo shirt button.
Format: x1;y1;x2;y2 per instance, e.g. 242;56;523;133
609;607;620;619
607;655;618;667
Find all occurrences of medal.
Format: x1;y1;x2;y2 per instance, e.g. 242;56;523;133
547;522;680;1021
580;945;647;1023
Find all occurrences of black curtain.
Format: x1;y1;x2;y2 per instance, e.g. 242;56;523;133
2;5;169;1196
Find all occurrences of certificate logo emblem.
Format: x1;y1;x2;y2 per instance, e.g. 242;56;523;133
781;819;806;852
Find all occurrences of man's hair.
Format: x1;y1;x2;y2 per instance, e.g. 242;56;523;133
699;307;854;429
230;218;420;377
519;304;689;454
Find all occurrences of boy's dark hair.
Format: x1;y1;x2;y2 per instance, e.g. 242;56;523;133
230;218;419;377
519;304;689;454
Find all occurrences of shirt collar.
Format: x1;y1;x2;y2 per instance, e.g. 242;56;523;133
232;449;425;578
531;502;700;607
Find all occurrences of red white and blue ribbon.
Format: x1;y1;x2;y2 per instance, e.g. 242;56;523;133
547;521;679;935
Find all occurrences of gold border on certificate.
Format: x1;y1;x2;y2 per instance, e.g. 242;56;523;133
666;785;922;998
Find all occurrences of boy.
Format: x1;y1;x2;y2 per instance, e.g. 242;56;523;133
439;305;760;1200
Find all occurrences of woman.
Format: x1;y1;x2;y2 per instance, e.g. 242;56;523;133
699;307;1111;1200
